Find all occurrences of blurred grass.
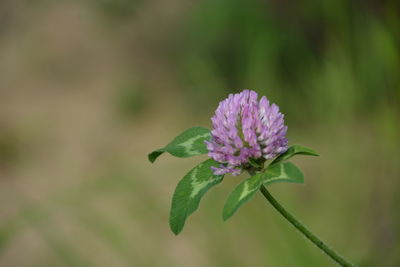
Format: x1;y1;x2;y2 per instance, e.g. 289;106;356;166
0;0;399;266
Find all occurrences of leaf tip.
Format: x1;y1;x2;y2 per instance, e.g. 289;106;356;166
148;149;165;163
306;150;319;157
222;214;231;221
147;154;155;163
222;205;235;221
171;229;181;235
169;220;183;235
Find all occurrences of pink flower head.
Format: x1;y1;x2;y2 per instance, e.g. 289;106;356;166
205;90;288;176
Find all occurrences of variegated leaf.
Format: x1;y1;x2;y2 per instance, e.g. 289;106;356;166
148;127;211;163
169;159;223;235
263;162;304;185
222;162;304;220
271;145;319;165
222;173;265;221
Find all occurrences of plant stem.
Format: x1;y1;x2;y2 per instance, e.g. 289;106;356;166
259;185;355;267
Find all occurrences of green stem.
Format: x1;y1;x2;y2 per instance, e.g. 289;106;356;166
259;185;355;267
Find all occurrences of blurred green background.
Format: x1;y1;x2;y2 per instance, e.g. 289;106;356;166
0;0;399;266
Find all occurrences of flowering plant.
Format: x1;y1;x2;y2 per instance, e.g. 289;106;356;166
149;90;354;266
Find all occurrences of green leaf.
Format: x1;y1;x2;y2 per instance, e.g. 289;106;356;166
271;145;319;165
263;162;304;186
169;159;223;235
148;149;165;163
222;162;304;221
148;127;211;163
222;173;265;221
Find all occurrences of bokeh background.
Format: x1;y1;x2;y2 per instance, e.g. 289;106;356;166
0;0;399;266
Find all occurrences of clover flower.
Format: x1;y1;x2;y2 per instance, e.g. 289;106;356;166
205;90;288;176
149;90;354;267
